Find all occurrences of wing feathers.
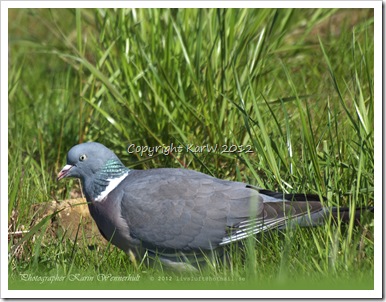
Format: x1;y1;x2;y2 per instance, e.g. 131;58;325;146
117;168;323;253
220;200;324;245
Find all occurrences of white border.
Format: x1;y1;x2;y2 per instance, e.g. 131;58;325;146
1;1;382;299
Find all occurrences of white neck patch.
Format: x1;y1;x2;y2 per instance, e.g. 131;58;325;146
94;172;129;202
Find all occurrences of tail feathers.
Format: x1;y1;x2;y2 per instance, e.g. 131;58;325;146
331;206;374;225
257;188;374;226
286;206;373;228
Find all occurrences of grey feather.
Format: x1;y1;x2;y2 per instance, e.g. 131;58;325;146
58;142;370;270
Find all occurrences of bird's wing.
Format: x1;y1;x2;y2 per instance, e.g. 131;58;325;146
118;168;324;252
119;169;263;251
219;199;324;245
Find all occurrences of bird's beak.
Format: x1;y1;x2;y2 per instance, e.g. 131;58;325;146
57;164;73;181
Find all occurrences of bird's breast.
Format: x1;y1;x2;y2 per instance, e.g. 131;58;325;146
87;196;140;253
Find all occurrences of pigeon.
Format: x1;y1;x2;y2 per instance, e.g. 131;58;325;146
57;142;370;271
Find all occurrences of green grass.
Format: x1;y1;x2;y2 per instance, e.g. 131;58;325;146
8;8;374;290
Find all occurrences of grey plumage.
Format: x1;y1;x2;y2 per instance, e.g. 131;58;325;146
57;142;365;270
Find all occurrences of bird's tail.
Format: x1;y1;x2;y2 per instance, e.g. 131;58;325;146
330;206;374;225
259;189;374;227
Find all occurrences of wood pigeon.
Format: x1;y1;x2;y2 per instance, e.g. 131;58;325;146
57;142;369;271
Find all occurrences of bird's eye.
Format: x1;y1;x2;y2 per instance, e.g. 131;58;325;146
79;154;87;161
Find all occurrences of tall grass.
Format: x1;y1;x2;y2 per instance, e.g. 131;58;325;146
8;8;374;289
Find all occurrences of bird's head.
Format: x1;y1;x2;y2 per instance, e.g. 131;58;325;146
57;142;126;183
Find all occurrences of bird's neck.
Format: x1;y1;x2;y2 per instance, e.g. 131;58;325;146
86;158;130;202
